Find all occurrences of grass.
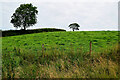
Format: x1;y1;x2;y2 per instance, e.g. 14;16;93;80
2;31;119;53
2;43;120;78
2;31;120;78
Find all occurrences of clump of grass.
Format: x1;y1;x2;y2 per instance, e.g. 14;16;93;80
2;43;120;78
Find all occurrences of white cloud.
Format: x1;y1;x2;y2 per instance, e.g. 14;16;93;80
0;0;119;2
0;3;2;30
0;1;118;31
34;2;117;31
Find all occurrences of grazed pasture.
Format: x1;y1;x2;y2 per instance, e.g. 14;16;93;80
2;31;119;78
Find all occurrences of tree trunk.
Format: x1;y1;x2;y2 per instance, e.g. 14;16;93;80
23;26;26;30
73;29;74;31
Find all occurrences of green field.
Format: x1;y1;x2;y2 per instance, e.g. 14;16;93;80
2;31;119;78
2;31;119;53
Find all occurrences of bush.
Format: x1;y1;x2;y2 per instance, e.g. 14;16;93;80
2;28;66;37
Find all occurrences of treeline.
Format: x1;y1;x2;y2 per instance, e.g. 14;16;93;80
2;28;66;37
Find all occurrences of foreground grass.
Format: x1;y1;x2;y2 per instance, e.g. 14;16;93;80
2;31;119;78
2;43;120;78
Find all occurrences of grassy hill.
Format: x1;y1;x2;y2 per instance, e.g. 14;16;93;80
2;31;120;78
2;31;119;53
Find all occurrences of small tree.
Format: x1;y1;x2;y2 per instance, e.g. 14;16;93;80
68;23;80;31
10;3;38;30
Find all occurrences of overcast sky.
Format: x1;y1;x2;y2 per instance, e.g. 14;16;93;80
0;0;119;31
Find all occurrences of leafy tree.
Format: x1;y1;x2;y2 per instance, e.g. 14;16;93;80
68;23;80;31
10;3;38;30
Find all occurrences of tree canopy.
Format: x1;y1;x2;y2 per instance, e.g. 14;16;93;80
68;23;80;31
10;3;38;30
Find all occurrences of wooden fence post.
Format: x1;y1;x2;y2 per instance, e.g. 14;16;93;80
42;44;44;56
90;41;92;55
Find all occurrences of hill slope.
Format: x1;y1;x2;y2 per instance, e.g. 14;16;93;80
2;31;119;78
2;31;119;53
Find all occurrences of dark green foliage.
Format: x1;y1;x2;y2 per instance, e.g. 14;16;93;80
68;23;80;31
2;28;66;37
0;30;2;37
10;3;38;30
